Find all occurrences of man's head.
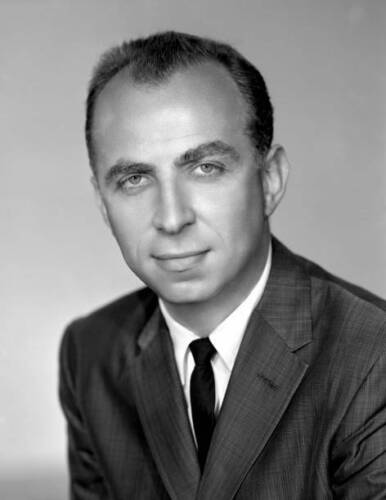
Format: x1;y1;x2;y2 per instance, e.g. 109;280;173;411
87;31;289;317
85;31;274;171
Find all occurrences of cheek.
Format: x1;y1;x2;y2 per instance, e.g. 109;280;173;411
105;203;149;256
201;180;264;243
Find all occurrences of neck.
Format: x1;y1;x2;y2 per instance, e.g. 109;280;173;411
161;236;270;336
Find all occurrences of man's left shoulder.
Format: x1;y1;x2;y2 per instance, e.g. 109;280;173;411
272;245;386;410
273;238;386;358
291;243;386;358
297;251;385;313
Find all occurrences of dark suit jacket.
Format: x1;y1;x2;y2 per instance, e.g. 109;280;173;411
59;238;386;499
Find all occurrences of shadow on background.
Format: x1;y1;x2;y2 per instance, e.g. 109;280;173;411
0;467;67;500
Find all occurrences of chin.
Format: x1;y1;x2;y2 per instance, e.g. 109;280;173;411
154;280;213;305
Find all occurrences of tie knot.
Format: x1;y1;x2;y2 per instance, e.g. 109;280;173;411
189;338;216;366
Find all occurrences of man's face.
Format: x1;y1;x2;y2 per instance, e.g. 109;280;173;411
92;63;283;309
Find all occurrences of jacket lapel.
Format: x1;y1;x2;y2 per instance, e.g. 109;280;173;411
198;239;313;499
132;307;200;500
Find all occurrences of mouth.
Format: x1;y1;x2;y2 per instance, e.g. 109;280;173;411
153;249;209;271
154;250;208;260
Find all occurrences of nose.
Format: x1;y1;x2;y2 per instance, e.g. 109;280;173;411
152;180;195;234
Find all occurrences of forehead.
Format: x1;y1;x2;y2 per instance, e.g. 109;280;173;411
92;62;251;166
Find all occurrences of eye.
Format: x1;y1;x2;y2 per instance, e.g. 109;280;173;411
199;163;215;174
118;173;148;188
126;174;143;185
194;162;223;177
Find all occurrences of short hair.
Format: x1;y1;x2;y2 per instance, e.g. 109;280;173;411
85;31;274;171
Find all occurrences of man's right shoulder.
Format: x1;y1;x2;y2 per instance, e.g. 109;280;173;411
60;287;158;359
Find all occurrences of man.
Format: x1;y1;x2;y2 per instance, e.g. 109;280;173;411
59;31;386;499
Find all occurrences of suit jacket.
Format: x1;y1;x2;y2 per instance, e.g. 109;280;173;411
59;238;386;499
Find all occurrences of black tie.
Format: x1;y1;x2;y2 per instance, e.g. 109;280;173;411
189;338;216;471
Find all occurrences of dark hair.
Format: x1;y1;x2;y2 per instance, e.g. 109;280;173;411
85;31;274;170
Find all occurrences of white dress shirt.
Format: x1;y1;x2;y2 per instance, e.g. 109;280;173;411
159;244;272;435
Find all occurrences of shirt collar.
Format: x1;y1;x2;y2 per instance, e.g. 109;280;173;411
159;243;272;383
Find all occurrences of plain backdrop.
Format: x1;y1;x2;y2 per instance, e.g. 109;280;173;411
1;1;385;498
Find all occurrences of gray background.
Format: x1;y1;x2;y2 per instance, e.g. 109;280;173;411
1;1;385;498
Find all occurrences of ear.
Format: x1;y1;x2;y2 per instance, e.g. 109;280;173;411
91;176;111;229
261;144;290;217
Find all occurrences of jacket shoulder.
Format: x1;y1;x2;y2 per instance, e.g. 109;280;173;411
296;252;386;312
288;244;386;363
272;238;386;356
60;287;158;365
272;237;385;312
69;286;157;331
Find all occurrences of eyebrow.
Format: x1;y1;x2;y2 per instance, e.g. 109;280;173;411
104;140;240;185
174;140;240;167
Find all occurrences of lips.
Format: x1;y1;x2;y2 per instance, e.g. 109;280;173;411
153;250;209;272
155;250;207;260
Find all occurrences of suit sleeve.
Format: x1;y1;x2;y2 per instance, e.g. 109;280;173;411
331;348;386;499
59;324;112;500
